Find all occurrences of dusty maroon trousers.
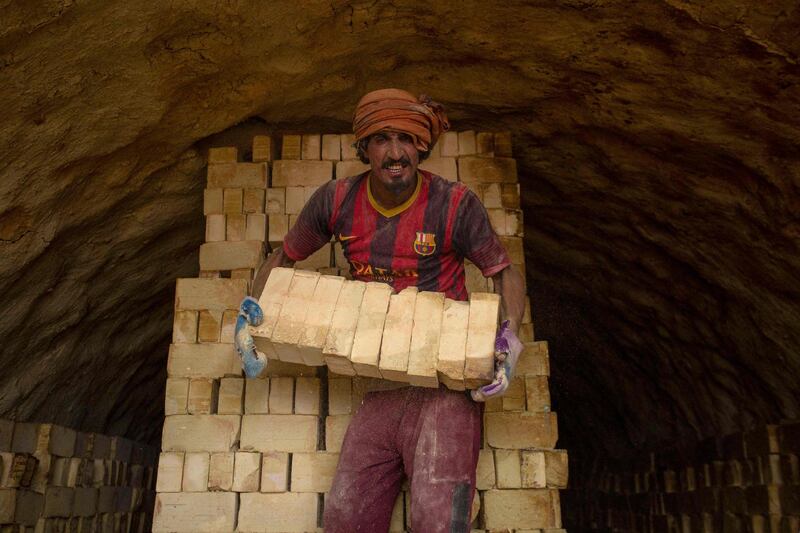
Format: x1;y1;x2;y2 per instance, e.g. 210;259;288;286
323;385;482;533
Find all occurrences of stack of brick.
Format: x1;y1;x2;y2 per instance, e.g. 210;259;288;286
0;418;157;532
574;422;800;533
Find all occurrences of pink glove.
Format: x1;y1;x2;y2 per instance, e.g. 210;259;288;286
471;320;524;402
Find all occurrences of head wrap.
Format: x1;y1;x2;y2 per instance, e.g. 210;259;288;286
352;88;450;152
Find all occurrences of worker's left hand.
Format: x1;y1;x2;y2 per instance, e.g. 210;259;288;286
470;320;523;402
234;296;268;378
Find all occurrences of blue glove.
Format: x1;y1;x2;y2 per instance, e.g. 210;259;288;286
234;296;267;378
471;320;524;402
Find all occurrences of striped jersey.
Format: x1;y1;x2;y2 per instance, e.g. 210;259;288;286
282;170;511;301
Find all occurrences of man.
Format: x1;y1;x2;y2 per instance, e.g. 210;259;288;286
235;89;525;532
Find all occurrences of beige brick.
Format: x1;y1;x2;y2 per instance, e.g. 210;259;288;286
272;270;321;363
208;147;237;164
174;278;248;312
155;452;183;493
494;132;512;157
281;135;302;160
335;160;370;179
252;135;273;163
198;240;263;271
260;452;289;493
232;452;261;492
525;376;550;412
458;130;477;155
481;183;502;209
458;157;517;185
267;377;294;414
43;486;73;517
485;412;558;449
244;378;270;414
244;213;266;241
0;488;15;523
439;131;459;157
240;415;318;452
521;451;546;488
225;213;246;241
325;415;352;453
13;489;42;525
407;291;445;388
12;424;75;457
323;280;367;376
205;214;226;242
499;236;524;266
267;213;289;245
207;452;233;491
298;275;345;366
296;242;332;271
272;160;332;187
181;452;209;492
495;450;522;489
301;134;321;160
164;378;189;416
517;342;549;377
220;309;237;343
303;185;319;204
197;310;222;344
476;449;496;490
265;187;285;214
328;377;352;415
238;492;317;532
518;321;533;342
291;452;339;492
187;379;218;414
217;378;244;415
204;188;223;215
488;208;506;235
294;377;321;415
390;492;404;532
501;183;520;209
419;157;458;181
322;134;341;160
544;450;568;488
502;377;526;411
222;187;243;214
477;132;495;154
483;489;554;529
167;343;240;379
284;186;305;215
464;292;500;388
351;282;393;378
506;209;523;236
464;262;489;294
250;267;295;358
437;298;470;391
340;134;358;160
161;415;240;453
377;287;417;382
152;492;237;533
172;310;198;344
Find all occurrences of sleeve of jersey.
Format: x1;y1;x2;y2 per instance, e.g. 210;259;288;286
282;181;335;262
452;189;512;278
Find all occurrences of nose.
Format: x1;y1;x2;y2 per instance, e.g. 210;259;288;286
386;137;403;160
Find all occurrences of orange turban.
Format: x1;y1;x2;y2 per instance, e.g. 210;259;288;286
353;89;450;152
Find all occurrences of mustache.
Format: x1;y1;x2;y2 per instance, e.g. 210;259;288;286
381;157;411;168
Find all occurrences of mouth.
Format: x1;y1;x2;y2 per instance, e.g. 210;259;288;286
382;161;409;178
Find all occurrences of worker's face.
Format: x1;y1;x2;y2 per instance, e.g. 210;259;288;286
366;131;419;195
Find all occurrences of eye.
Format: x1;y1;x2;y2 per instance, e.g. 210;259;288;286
372;133;388;144
398;133;414;144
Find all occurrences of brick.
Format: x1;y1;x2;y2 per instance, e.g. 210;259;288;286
476;450;496;490
495;450;522;489
72;487;96;517
217;378;244;415
260;452;289;492
203;188;223;215
298;275;345;366
225;213;246;241
351;282;393;378
43;487;74;518
187;379;218;414
12;424;75;457
152;492;237;533
464;292;500;388
222;187;243;214
458;131;477;155
294;377;321;415
267;213;289;245
437;298;470;391
198;240;263;271
197;310;222;343
285;186;305;215
458;157;517;184
218;163;268;189
378;287;418;382
502;377;526;411
252;135;272;163
243;213;266;242
238;492;317;532
268;377;294;415
390;492;404;532
483;489;555;529
322;134;341;160
544;450;568;488
419;157;458;181
464;262;489;293
208;147;237;164
340;134;358;160
92;434;110;460
155;452;183;493
220;309;237;343
301;134;321;160
501;183;520;209
485;412;559;449
272;160;332;187
328;377;352;415
325;415;352;453
525;376;550;412
250;267;295;357
242;188;265;215
494;132;512;157
281;135;302;160
0;489;15;522
240;415;318;452
232;452;261;492
481;183;502;208
499;236;524;265
304;185;319;204
272;270;321;363
207;452;233;491
477;132;495;154
518;342;549;376
506;209;523;236
296;242;332;271
407;291;445;388
182;452;209;492
244;378;270;414
13;490;42;526
172;310;197;344
161;415;240;453
335;160;370;179
174;278;248;312
167;343;240;378
521;451;546;488
205;214;225;242
323;280;367;376
439;131;459;156
265;187;285;214
291;452;339;492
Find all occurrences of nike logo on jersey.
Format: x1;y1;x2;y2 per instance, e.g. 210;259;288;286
338;234;358;241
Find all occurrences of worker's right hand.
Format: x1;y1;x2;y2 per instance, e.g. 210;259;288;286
470;320;523;402
234;296;268;378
